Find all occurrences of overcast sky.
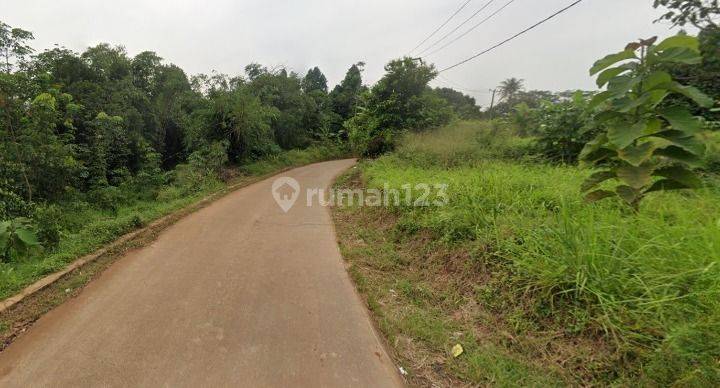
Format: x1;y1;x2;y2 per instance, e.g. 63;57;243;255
4;0;685;106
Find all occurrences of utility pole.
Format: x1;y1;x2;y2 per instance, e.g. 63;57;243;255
488;88;497;119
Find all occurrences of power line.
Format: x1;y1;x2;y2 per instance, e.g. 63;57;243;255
417;0;496;57
439;0;585;73
407;0;473;55
423;0;518;58
435;74;492;94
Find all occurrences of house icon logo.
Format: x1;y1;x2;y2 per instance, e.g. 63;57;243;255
271;177;300;213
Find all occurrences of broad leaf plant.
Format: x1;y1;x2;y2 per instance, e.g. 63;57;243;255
580;35;716;210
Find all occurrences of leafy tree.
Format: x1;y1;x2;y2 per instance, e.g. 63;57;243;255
302;67;328;93
434;87;482;119
498;77;525;104
329;62;366;135
131;51;163;94
533;93;599;163
347;58;452;156
581;35;716;210
653;0;719;28
193;84;277;162
0;22;34;73
245;66;321;149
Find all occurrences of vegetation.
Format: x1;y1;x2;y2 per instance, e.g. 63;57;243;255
333;4;719;383
581;35;714;210
0;20;474;297
335;120;720;386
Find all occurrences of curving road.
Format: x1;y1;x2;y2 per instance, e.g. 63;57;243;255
0;159;402;387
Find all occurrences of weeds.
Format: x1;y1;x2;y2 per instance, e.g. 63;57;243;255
340;120;720;385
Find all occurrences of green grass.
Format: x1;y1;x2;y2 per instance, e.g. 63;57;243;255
0;145;348;301
344;121;720;385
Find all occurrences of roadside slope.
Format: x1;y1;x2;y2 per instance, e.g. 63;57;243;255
0;159;402;387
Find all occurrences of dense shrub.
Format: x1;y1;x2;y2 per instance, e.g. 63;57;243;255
31;204;63;250
533;93;599;164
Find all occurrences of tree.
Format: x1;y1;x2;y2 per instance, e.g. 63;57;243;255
580;35;715;210
653;0;719;28
434;88;482;119
329;62;366;121
498;77;525;104
346;57;452;156
132;51;163;94
0;21;34;73
302;67;328;94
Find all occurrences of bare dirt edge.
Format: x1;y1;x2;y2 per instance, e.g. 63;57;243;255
325;165;408;385
0;159;339;351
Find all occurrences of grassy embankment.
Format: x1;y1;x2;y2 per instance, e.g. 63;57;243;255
332;121;720;386
0;146;346;301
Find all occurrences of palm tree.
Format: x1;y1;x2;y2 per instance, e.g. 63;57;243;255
498;78;525;103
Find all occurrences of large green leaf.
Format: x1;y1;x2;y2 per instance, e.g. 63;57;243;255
643;71;672;90
579;134;608;160
618;142;656;166
645;179;692;193
654;146;702;167
667;82;715;108
653;130;706;155
608;121;643;149
588;91;615;110
654;35;700;52
593;111;623;124
616;185;641;205
582;170;616;192
659;106;702;134
585;190;616;202
590;50;637;76
15;228;39;246
611;90;669;113
641;119;663;136
607;75;641;96
616;165;653;189
653;166;702;188
596;64;634;88
650;47;702;65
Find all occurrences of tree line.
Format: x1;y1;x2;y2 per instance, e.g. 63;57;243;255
0;20;484;258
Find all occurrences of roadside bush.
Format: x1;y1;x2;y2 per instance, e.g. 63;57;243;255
533;93;598;164
0;218;40;262
88;186;124;214
188;140;230;177
32;204;63;251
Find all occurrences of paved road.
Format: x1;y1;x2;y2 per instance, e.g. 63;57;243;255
0;159;402;387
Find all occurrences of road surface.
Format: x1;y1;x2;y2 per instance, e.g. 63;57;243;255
0;159;403;387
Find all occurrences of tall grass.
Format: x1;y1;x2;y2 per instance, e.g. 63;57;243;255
362;121;720;385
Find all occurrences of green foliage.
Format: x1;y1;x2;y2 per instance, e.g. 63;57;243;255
347;57;453;156
653;0;720;28
359;121;720;385
0;21;34;73
533;93;600;163
31;204;62;250
581;35;716;210
0;218;40;262
498;77;525;104
188;140;230;177
434;87;482;119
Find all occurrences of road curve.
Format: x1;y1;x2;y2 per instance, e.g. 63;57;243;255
0;159;403;387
